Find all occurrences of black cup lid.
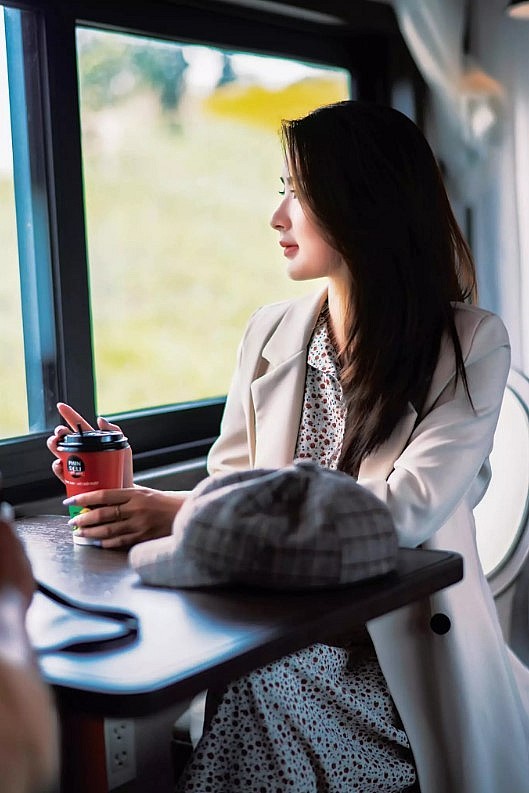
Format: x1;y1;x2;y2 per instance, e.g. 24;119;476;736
57;430;129;450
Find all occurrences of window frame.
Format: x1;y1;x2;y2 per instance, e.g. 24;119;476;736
0;0;402;504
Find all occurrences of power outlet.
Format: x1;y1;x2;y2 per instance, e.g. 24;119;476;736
104;718;136;789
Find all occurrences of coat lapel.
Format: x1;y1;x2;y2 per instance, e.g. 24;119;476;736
252;351;308;467
251;288;327;468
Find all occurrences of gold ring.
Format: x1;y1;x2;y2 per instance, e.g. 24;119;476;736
114;504;122;521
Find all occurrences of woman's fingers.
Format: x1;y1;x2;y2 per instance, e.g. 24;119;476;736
46;425;69;455
72;512;138;550
48;401;94;483
64;488;127;511
96;416;122;432
65;490;130;535
49;407;133;486
47;425;70;483
68;502;127;530
51;459;65;485
64;486;181;549
65;490;132;547
57;402;95;433
54;405;122;437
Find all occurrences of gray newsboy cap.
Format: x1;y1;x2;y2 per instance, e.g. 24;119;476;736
129;461;398;590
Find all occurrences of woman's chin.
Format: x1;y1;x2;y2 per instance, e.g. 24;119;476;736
286;263;316;281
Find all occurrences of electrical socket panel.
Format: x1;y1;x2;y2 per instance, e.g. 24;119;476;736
104;718;136;789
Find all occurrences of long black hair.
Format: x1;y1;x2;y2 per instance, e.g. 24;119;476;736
281;101;476;476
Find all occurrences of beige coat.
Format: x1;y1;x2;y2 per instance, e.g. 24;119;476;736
208;287;529;793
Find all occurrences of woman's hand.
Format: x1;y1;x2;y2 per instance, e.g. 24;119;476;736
47;402;189;549
64;486;188;550
46;402;134;487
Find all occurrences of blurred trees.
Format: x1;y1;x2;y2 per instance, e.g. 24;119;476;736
76;31;189;115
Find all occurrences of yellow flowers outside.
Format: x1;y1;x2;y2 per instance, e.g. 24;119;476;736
204;76;349;132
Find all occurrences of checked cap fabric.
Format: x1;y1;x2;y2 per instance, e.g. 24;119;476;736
129;461;398;590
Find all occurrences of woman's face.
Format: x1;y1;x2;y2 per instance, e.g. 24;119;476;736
270;165;344;281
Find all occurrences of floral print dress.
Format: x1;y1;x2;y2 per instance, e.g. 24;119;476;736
176;307;417;793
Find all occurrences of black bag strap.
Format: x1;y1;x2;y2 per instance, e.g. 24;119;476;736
35;581;139;654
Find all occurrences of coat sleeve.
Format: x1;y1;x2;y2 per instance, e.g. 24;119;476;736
358;312;511;548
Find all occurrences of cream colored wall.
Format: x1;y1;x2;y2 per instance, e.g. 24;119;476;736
471;0;529;369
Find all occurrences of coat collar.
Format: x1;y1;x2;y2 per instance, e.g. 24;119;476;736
261;287;328;366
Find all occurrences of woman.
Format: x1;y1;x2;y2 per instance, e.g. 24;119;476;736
48;101;529;791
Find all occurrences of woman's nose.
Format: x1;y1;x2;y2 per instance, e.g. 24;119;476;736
270;199;289;230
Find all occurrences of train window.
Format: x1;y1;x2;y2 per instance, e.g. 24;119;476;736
75;27;350;416
0;7;26;438
0;0;366;501
1;6;56;441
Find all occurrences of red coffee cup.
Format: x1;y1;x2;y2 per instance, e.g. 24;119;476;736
57;430;130;544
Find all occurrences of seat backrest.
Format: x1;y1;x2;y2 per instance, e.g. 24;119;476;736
475;369;529;583
474;368;529;663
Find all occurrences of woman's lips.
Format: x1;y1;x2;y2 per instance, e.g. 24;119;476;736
280;242;299;258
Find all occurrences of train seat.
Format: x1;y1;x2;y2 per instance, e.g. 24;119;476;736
474;368;529;665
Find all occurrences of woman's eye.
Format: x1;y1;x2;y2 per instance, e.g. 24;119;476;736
278;178;296;197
